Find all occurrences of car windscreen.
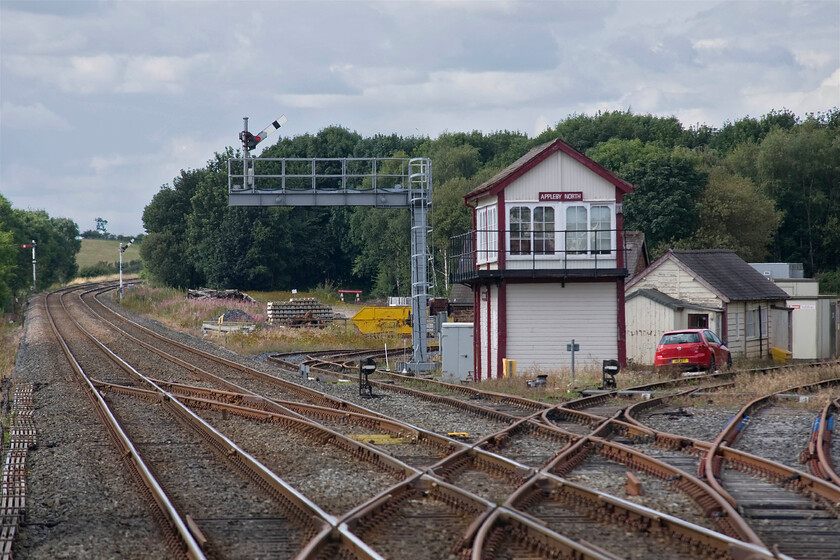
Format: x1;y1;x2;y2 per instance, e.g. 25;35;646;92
659;332;701;345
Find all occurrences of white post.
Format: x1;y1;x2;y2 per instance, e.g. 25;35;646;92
119;238;134;300
119;243;124;299
31;240;36;290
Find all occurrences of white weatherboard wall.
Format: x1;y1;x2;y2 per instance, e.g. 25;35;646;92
630;260;721;307
625;296;678;365
506;283;617;372
503;151;616;202
477;284;500;380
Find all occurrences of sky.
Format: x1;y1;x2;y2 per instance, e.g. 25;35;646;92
1;0;838;236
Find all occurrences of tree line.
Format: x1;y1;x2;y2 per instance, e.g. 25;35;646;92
140;108;840;298
0;193;81;312
3;108;837;314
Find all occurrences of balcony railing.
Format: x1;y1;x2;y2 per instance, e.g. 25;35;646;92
449;228;629;284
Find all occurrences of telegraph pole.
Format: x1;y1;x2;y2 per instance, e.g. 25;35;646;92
119;238;135;299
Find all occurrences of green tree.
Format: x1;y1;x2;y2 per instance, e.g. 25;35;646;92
185;152;296;290
0;227;15;311
141;166;208;287
537;111;685;153
756;120;840;273
674;168;781;261
710;109;799;154
587;140;706;254
9;209;80;289
349;208;411;298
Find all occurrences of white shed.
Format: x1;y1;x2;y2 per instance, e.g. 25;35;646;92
626;250;791;363
625;288;722;366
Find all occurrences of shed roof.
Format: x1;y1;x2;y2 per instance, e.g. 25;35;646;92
465;137;635;202
448;283;473;306
657;250;790;302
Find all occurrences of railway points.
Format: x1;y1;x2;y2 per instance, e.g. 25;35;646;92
7;281;839;559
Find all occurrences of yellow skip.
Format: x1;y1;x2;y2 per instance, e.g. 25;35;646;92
351;306;412;335
347;434;415;445
447;432;469;440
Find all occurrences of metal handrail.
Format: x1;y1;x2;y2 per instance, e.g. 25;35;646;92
449;228;628;283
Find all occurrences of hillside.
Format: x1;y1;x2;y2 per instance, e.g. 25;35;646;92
77;239;141;267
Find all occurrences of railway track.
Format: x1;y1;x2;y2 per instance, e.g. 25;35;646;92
43;286;343;559
622;377;840;560
803;396;840;484
12;282;824;558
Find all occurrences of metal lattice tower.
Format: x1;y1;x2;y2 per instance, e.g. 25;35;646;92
228;117;434;370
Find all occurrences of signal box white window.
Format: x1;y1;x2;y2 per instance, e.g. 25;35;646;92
476;205;498;265
507;203;614;259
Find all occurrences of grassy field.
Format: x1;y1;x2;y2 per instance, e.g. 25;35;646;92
77;239;141;267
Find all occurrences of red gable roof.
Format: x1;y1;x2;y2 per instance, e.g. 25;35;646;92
464;137;636;202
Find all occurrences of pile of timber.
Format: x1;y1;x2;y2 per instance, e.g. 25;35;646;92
188;288;256;302
267;298;334;327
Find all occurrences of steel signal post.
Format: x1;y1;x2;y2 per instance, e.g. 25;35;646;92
119;238;135;299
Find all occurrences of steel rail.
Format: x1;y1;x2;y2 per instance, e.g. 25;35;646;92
621;380;840;560
82;286;379;413
470;507;616;560
339;474;497;559
308;355;552;415
81;287;628;557
53;286;339;553
43;288;206;560
540;425;763;546
505;472;787;560
91;380;422;481
273;353;547;422
700;376;840;502
560;360;840;414
78;284;802;557
806;396;840;485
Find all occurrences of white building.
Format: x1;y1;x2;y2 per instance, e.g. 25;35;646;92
449;138;636;380
626;250;791;365
750;264;838;360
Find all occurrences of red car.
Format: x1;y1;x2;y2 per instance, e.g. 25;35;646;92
654;329;732;372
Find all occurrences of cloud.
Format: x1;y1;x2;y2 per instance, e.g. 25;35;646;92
0;101;72;131
3;53;210;96
744;67;840;117
2;0;838;236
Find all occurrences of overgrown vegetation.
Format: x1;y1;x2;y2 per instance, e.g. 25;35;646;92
0;321;22;381
0;194;81;311
665;363;840;410
118;284;403;354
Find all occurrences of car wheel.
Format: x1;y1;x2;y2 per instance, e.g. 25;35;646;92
708;355;716;373
726;354;732;371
